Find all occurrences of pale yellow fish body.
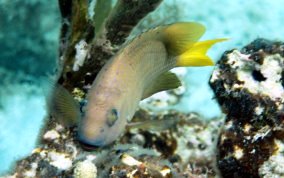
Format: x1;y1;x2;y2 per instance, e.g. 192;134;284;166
79;37;172;146
55;22;226;147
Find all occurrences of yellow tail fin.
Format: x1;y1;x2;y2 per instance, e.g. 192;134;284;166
176;38;228;67
163;22;205;55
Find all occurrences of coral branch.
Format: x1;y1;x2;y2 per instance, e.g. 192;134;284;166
104;0;163;45
58;0;72;19
70;0;89;43
58;0;72;56
93;0;112;37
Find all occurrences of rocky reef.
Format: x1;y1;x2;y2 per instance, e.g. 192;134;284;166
210;38;284;178
7;105;222;177
8;37;284;178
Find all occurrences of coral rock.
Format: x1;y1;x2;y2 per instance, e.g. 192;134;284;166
210;38;284;178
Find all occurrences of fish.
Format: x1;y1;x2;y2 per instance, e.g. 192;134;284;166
52;22;227;147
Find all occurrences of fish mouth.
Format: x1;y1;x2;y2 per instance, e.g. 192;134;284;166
77;139;100;151
77;133;107;151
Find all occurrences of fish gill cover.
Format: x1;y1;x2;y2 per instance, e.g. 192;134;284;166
0;0;284;177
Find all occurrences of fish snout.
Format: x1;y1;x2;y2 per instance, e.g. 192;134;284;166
77;133;106;150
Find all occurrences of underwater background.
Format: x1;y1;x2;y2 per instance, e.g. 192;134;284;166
0;0;284;175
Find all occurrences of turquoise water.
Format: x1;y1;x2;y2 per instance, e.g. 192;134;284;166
0;0;283;175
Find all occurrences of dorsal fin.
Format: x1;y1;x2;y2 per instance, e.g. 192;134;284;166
142;71;181;99
123;22;204;55
124;22;226;67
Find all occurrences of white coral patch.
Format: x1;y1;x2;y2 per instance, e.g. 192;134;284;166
210;68;220;82
227;50;248;69
160;167;171;177
43;130;60;140
86;155;96;162
121;154;142;166
243;123;252;134
23;163;38;177
254;106;264;115
232;52;284;101
233;145;244;159
55;124;64;132
224;120;233;130
252;126;271;142
140;91;178;111
48;152;72;170
174;117;222;164
74;160;97;178
259;139;284;177
73;40;89;71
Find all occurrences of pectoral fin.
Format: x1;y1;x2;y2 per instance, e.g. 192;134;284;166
48;83;81;127
142;71;181;99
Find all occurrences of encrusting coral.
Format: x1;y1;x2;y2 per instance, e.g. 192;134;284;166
210;38;284;178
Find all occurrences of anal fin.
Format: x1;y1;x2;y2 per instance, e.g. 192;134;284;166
142;71;181;99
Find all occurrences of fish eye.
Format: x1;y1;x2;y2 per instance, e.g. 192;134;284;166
106;108;118;127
